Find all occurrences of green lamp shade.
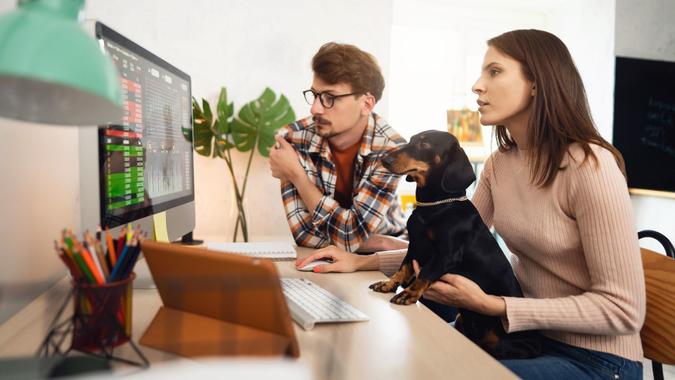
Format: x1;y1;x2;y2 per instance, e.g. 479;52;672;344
0;0;123;125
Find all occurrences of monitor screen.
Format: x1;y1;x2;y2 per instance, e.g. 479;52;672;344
79;22;196;243
96;22;194;228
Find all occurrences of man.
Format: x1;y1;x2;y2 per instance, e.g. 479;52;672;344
269;42;407;253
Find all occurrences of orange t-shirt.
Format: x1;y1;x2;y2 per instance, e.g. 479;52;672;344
329;140;362;209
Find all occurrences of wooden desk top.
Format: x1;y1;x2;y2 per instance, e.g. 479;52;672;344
0;245;516;380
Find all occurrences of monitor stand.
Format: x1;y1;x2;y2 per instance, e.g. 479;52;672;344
132;256;156;289
175;231;203;246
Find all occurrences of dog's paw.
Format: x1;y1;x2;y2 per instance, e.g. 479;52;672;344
389;289;420;305
369;280;398;293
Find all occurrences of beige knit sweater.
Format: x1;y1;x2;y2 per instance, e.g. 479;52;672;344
377;143;646;361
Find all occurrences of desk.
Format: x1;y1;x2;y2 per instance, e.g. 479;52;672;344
0;246;516;380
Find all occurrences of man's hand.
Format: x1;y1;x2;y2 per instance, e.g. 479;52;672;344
412;260;506;317
269;135;305;183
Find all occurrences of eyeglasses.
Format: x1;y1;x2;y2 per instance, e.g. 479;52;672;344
303;89;361;109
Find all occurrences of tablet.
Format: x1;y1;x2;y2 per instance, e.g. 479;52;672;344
139;241;299;358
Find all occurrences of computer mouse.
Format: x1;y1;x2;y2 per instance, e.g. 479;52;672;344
297;259;333;272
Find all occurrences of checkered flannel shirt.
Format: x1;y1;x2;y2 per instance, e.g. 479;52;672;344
280;113;407;252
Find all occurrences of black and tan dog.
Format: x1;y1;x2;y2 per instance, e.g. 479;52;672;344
370;130;540;359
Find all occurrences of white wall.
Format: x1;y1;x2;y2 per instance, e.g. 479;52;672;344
0;119;79;323
616;0;675;252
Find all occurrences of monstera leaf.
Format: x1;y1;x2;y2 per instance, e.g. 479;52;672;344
212;88;235;158
188;88;234;158
231;87;296;157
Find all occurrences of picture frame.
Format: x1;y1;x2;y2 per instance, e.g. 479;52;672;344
447;109;483;147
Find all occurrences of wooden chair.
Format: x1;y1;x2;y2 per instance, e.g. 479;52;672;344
638;230;675;380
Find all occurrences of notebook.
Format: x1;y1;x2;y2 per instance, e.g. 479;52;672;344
206;242;297;261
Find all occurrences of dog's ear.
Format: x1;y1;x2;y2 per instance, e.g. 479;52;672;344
441;141;476;193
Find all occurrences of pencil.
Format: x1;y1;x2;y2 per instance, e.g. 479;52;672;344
87;232;110;280
109;243;131;282
105;227;117;266
125;266;133;336
126;223;134;244
83;232;105;282
72;251;95;284
120;237;141;280
63;230;74;255
116;226;127;256
54;240;81;281
80;243;104;285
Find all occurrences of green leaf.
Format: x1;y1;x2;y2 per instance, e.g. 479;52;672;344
202;98;213;127
192;97;214;157
257;129;277;157
191;88;239;159
253;87;275;112
232;88;296;156
181;126;193;142
231;116;256;152
216;87;233;135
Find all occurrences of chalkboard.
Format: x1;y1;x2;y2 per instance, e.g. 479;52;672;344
613;56;675;195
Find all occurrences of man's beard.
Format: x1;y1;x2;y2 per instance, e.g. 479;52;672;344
314;116;336;138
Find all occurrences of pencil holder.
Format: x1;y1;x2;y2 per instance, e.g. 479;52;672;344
71;273;135;353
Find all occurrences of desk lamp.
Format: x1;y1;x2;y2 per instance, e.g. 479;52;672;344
0;0;122;125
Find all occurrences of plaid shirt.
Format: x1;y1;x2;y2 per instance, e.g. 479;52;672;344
280;113;407;252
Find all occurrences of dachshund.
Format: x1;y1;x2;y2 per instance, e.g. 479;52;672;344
370;130;540;359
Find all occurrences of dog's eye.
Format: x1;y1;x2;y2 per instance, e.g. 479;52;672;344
419;141;431;149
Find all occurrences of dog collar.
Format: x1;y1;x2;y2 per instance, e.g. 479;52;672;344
415;195;468;207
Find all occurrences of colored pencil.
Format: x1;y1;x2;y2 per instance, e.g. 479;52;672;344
79;244;104;285
105;227;117;266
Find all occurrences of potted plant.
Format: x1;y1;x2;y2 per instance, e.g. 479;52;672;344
184;87;295;242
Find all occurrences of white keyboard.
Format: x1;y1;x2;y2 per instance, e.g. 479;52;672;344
281;278;369;330
206;242;297;261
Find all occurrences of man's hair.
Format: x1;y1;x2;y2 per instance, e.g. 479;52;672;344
312;42;385;102
488;29;625;187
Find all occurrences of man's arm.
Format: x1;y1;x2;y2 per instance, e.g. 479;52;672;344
300;164;403;252
288;167;323;213
271;135;404;251
270;135;322;210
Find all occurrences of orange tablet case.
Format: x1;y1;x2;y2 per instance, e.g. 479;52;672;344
139;241;299;358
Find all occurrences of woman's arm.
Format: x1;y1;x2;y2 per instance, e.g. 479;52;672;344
420;149;645;336
295;238;407;274
471;155;495;228
501;149;645;335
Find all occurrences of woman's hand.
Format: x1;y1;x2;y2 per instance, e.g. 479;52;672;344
413;260;506;317
295;245;379;273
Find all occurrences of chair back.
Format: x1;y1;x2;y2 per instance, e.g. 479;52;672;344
640;246;675;365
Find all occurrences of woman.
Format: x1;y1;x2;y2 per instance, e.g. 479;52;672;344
298;29;645;379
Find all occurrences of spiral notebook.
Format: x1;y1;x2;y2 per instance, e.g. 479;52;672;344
206;242;297;261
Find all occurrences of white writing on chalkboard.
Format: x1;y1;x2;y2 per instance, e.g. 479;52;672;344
643;97;675;159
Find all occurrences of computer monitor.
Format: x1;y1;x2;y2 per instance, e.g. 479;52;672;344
79;21;196;243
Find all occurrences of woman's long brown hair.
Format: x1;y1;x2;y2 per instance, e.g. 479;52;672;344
488;29;625;187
